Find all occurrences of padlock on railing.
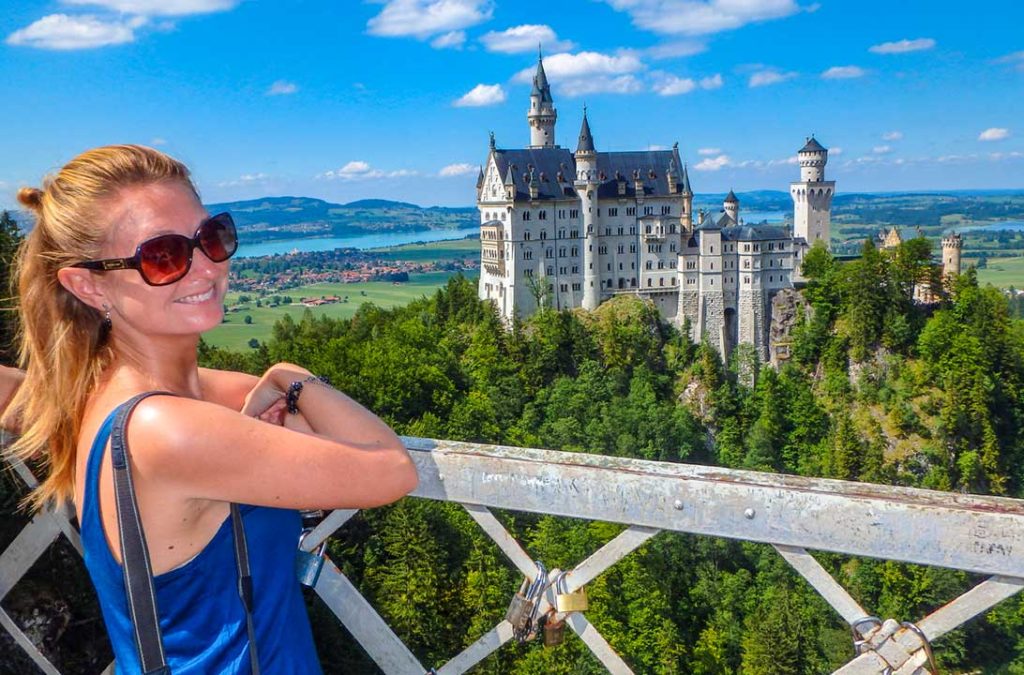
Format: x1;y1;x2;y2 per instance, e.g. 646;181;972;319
555;571;588;613
505;561;548;643
296;529;328;588
542;609;566;647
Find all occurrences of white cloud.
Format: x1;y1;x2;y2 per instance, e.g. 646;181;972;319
699;73;723;89
480;24;573;54
881;131;902;141
647;144;667;151
868;38;936;54
453;83;506;107
698;147;721;155
514;50;644;82
821;65;866;79
989;151;1024;160
652;74;696;95
748;68;796;87
873;145;892;154
318;161;419;181
830;147;843;155
217;172;270;188
266;80;298;96
513;50;646;96
7;13;140;49
61;0;239;15
994;51;1024;72
150;137;167;146
562;75;644;96
431;30;465;49
694;154;730;171
602;0;802;36
646;40;706;59
367;0;492;39
439;163;477;177
978;127;1010;141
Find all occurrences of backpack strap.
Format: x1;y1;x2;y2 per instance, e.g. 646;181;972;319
109;391;174;675
110;391;261;674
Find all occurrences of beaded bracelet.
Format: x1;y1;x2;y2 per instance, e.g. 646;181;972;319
286;374;332;414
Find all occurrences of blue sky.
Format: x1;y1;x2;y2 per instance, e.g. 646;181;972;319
1;0;1022;208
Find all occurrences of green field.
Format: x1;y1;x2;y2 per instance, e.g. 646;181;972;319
977;256;1024;289
205;270;473;351
367;237;479;262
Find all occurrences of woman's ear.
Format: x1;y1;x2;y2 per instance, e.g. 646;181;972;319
56;268;108;313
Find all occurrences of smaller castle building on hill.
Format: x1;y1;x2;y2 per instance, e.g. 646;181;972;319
477;54;837;360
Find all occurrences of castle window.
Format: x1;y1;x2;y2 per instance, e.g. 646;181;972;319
539;211;547;220
618;227;624;235
608;208;618;216
661;205;671;215
523;250;533;260
710;245;714;253
558;210;565;218
559;229;566;238
670;223;676;234
572;282;581;291
658;261;664;269
619;262;623;270
646;261;653;270
631;262;635;269
605;228;611;236
607;263;612;271
630;227;636;235
524;269;533;277
501;212;507;220
540;230;547;240
561;284;568;292
572;266;579;274
523;211;531;221
744;260;750;269
560;267;567;274
547;266;553;275
626;207;636;216
659;278;664;286
569;209;579;218
647;278;652;287
571;229;579;238
559;247;566;257
630;244;636;253
546;248;553;258
571;247;578;256
672;278;676;285
599;245;607;255
524;230;531;241
670;243;676;252
644;206;654;215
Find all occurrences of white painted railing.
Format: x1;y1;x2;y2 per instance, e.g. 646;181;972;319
3;437;1024;674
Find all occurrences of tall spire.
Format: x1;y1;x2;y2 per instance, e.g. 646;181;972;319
681;162;692;196
531;49;552;104
576;106;595;153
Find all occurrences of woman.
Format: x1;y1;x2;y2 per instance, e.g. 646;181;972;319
2;145;418;672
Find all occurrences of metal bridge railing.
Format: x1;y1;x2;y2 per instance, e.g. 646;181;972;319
3;437;1024;674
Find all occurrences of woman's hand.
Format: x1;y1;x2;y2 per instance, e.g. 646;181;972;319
241;363;315;433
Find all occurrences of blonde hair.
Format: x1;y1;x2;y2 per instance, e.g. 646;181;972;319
2;145;197;511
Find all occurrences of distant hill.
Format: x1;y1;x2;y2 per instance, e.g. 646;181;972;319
204;196;477;243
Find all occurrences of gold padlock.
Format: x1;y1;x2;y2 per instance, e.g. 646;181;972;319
555;572;588;613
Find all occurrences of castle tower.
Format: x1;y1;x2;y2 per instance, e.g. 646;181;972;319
790;136;835;246
942;232;963;282
575;109;600;310
527;51;557;149
724;189;739;224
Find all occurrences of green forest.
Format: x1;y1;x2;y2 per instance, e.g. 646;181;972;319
3;216;1024;672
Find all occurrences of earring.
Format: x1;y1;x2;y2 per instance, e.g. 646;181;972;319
101;305;112;335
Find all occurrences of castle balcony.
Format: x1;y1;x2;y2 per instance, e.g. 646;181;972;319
3;438;1024;674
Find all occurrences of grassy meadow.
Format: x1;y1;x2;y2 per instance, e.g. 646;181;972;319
977;256;1024;289
204;238;482;351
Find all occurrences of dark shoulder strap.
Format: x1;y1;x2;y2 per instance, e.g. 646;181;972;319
109;391;174;675
231;503;261;674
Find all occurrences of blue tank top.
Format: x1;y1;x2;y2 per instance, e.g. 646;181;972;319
81;405;323;674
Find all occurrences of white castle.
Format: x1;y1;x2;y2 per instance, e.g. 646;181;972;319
477;55;836;360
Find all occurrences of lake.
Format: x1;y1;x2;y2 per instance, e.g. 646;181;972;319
237;226;481;258
237;211;789;258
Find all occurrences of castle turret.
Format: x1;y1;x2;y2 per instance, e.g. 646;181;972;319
942;232;963;282
724;189;739;224
575;108;600;310
790;135;835;246
681;160;693;231
528;50;557;149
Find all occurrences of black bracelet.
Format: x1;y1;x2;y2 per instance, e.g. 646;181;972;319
286;375;332;414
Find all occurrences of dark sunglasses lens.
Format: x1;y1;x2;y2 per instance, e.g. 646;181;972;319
139;235;191;285
199;214;237;262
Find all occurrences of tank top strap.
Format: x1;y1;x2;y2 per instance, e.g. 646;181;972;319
80;408;119;538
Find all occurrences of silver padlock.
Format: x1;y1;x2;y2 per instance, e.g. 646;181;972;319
295;530;327;588
504;578;534;631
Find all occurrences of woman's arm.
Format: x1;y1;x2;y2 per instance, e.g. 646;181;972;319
129;366;418;511
0;365;25;433
198;367;259;412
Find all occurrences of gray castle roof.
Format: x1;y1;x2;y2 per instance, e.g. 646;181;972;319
724;189;738;204
491;146;685;201
800;136;826;153
576;112;595;153
531;57;553;104
681;164;692;195
694;211;790;242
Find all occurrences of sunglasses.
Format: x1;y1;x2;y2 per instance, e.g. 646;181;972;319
71;212;238;286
